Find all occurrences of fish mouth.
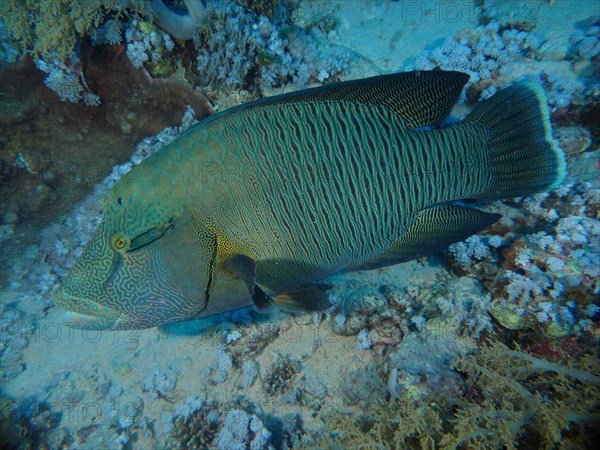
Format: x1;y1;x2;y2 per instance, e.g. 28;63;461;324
60;310;121;330
53;290;150;330
53;289;122;330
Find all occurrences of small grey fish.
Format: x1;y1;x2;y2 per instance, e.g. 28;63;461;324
53;71;566;329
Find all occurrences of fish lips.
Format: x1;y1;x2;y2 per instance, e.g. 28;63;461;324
53;289;157;330
53;288;121;330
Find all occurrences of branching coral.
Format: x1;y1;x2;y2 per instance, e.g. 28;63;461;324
330;399;445;450
193;0;348;94
445;341;600;449
143;367;178;400
168;396;221;449
493;206;600;336
2;1;151;105
217;409;272;450
410;22;541;102
1;0;150;60
124;20;175;72
264;355;300;397
332;340;599;449
36;55;101;105
442;178;599;338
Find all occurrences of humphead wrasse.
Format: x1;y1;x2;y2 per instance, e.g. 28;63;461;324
54;71;566;329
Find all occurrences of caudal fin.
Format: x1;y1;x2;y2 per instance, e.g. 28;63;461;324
464;82;566;199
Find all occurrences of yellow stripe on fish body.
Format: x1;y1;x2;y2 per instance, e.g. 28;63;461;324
53;71;566;329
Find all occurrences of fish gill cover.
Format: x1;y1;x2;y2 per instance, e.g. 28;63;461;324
0;0;599;449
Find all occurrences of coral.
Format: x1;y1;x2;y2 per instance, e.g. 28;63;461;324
124;20;175;72
241;359;259;388
435;278;493;337
440;178;599;339
0;301;30;381
221;321;281;362
1;398;32;448
194;1;267;89
35;54;101;105
0;18;19;63
569;19;600;78
225;330;243;344
356;328;373;350
217;409;272;450
168;396;221;449
442;341;600;449
194;0;348;94
448;235;490;266
113;392;144;430
448;235;491;267
543;67;586;109
1;1;155;104
300;375;328;410
554;126;593;157
264;355;300;397
89;19;124;46
410;22;541;102
331;272;490;352
290;372;328;411
479;0;540;29
13;397;62;445
211;344;233;384
149;0;208;40
266;413;307;449
409;314;427;331
143;367;178;399
492;207;600;336
330;396;445;449
410;17;599;109
334;287;387;334
332;339;599;450
1;0;150;60
572;28;600;60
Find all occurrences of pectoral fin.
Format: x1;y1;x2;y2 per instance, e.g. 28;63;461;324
221;253;277;314
222;253;256;293
224;254;331;313
352;205;500;270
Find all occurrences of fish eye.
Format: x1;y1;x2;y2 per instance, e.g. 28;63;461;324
111;234;131;252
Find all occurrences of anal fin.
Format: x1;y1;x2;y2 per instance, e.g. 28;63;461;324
351;205;500;270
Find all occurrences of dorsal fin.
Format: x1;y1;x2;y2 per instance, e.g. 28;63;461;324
204;71;469;129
